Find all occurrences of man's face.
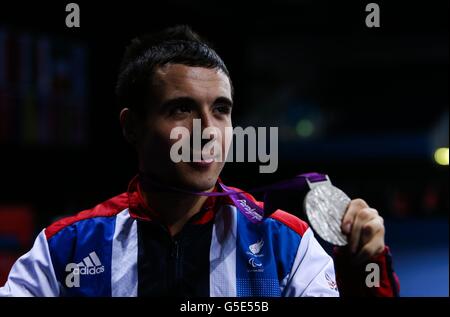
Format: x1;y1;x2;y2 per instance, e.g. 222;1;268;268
135;64;233;191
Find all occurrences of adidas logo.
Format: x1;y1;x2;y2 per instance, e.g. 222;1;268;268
74;251;105;275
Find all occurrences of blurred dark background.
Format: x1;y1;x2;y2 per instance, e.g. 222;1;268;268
0;0;448;296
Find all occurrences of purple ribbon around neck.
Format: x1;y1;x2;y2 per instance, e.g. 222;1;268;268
139;172;327;223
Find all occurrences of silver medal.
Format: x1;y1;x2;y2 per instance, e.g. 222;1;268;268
304;176;350;246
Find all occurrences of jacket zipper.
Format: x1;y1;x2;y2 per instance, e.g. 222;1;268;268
171;239;182;290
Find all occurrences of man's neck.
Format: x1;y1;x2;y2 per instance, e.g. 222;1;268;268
141;186;214;237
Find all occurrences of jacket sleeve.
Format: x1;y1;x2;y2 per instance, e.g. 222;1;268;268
282;228;340;297
0;229;60;297
334;246;400;297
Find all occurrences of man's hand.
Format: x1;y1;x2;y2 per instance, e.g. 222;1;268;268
341;198;385;264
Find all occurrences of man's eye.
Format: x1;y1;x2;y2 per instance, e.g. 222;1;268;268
214;105;231;114
171;105;192;115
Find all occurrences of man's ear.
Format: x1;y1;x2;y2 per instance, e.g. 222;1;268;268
119;108;138;145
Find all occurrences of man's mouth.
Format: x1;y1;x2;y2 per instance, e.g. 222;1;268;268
188;160;214;169
191;151;222;163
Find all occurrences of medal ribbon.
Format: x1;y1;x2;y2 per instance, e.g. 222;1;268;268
139;172;328;223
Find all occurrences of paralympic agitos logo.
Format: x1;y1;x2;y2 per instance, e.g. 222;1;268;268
246;239;265;272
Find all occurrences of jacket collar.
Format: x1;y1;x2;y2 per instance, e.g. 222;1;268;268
127;174;225;224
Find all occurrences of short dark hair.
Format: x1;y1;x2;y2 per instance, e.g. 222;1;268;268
116;25;232;114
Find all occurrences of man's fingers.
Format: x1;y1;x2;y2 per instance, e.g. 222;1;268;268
348;207;378;254
353;230;386;265
360;216;384;246
341;198;369;234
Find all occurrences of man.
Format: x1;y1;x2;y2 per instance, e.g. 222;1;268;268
0;26;399;297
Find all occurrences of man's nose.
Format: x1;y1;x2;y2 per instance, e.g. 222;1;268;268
199;109;214;131
198;109;217;147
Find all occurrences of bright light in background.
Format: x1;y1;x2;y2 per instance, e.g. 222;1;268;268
434;147;449;166
296;119;314;138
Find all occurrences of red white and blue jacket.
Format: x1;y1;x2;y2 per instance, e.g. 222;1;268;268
0;176;399;297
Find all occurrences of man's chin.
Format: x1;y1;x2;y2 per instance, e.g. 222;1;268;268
174;164;221;192
181;174;217;191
